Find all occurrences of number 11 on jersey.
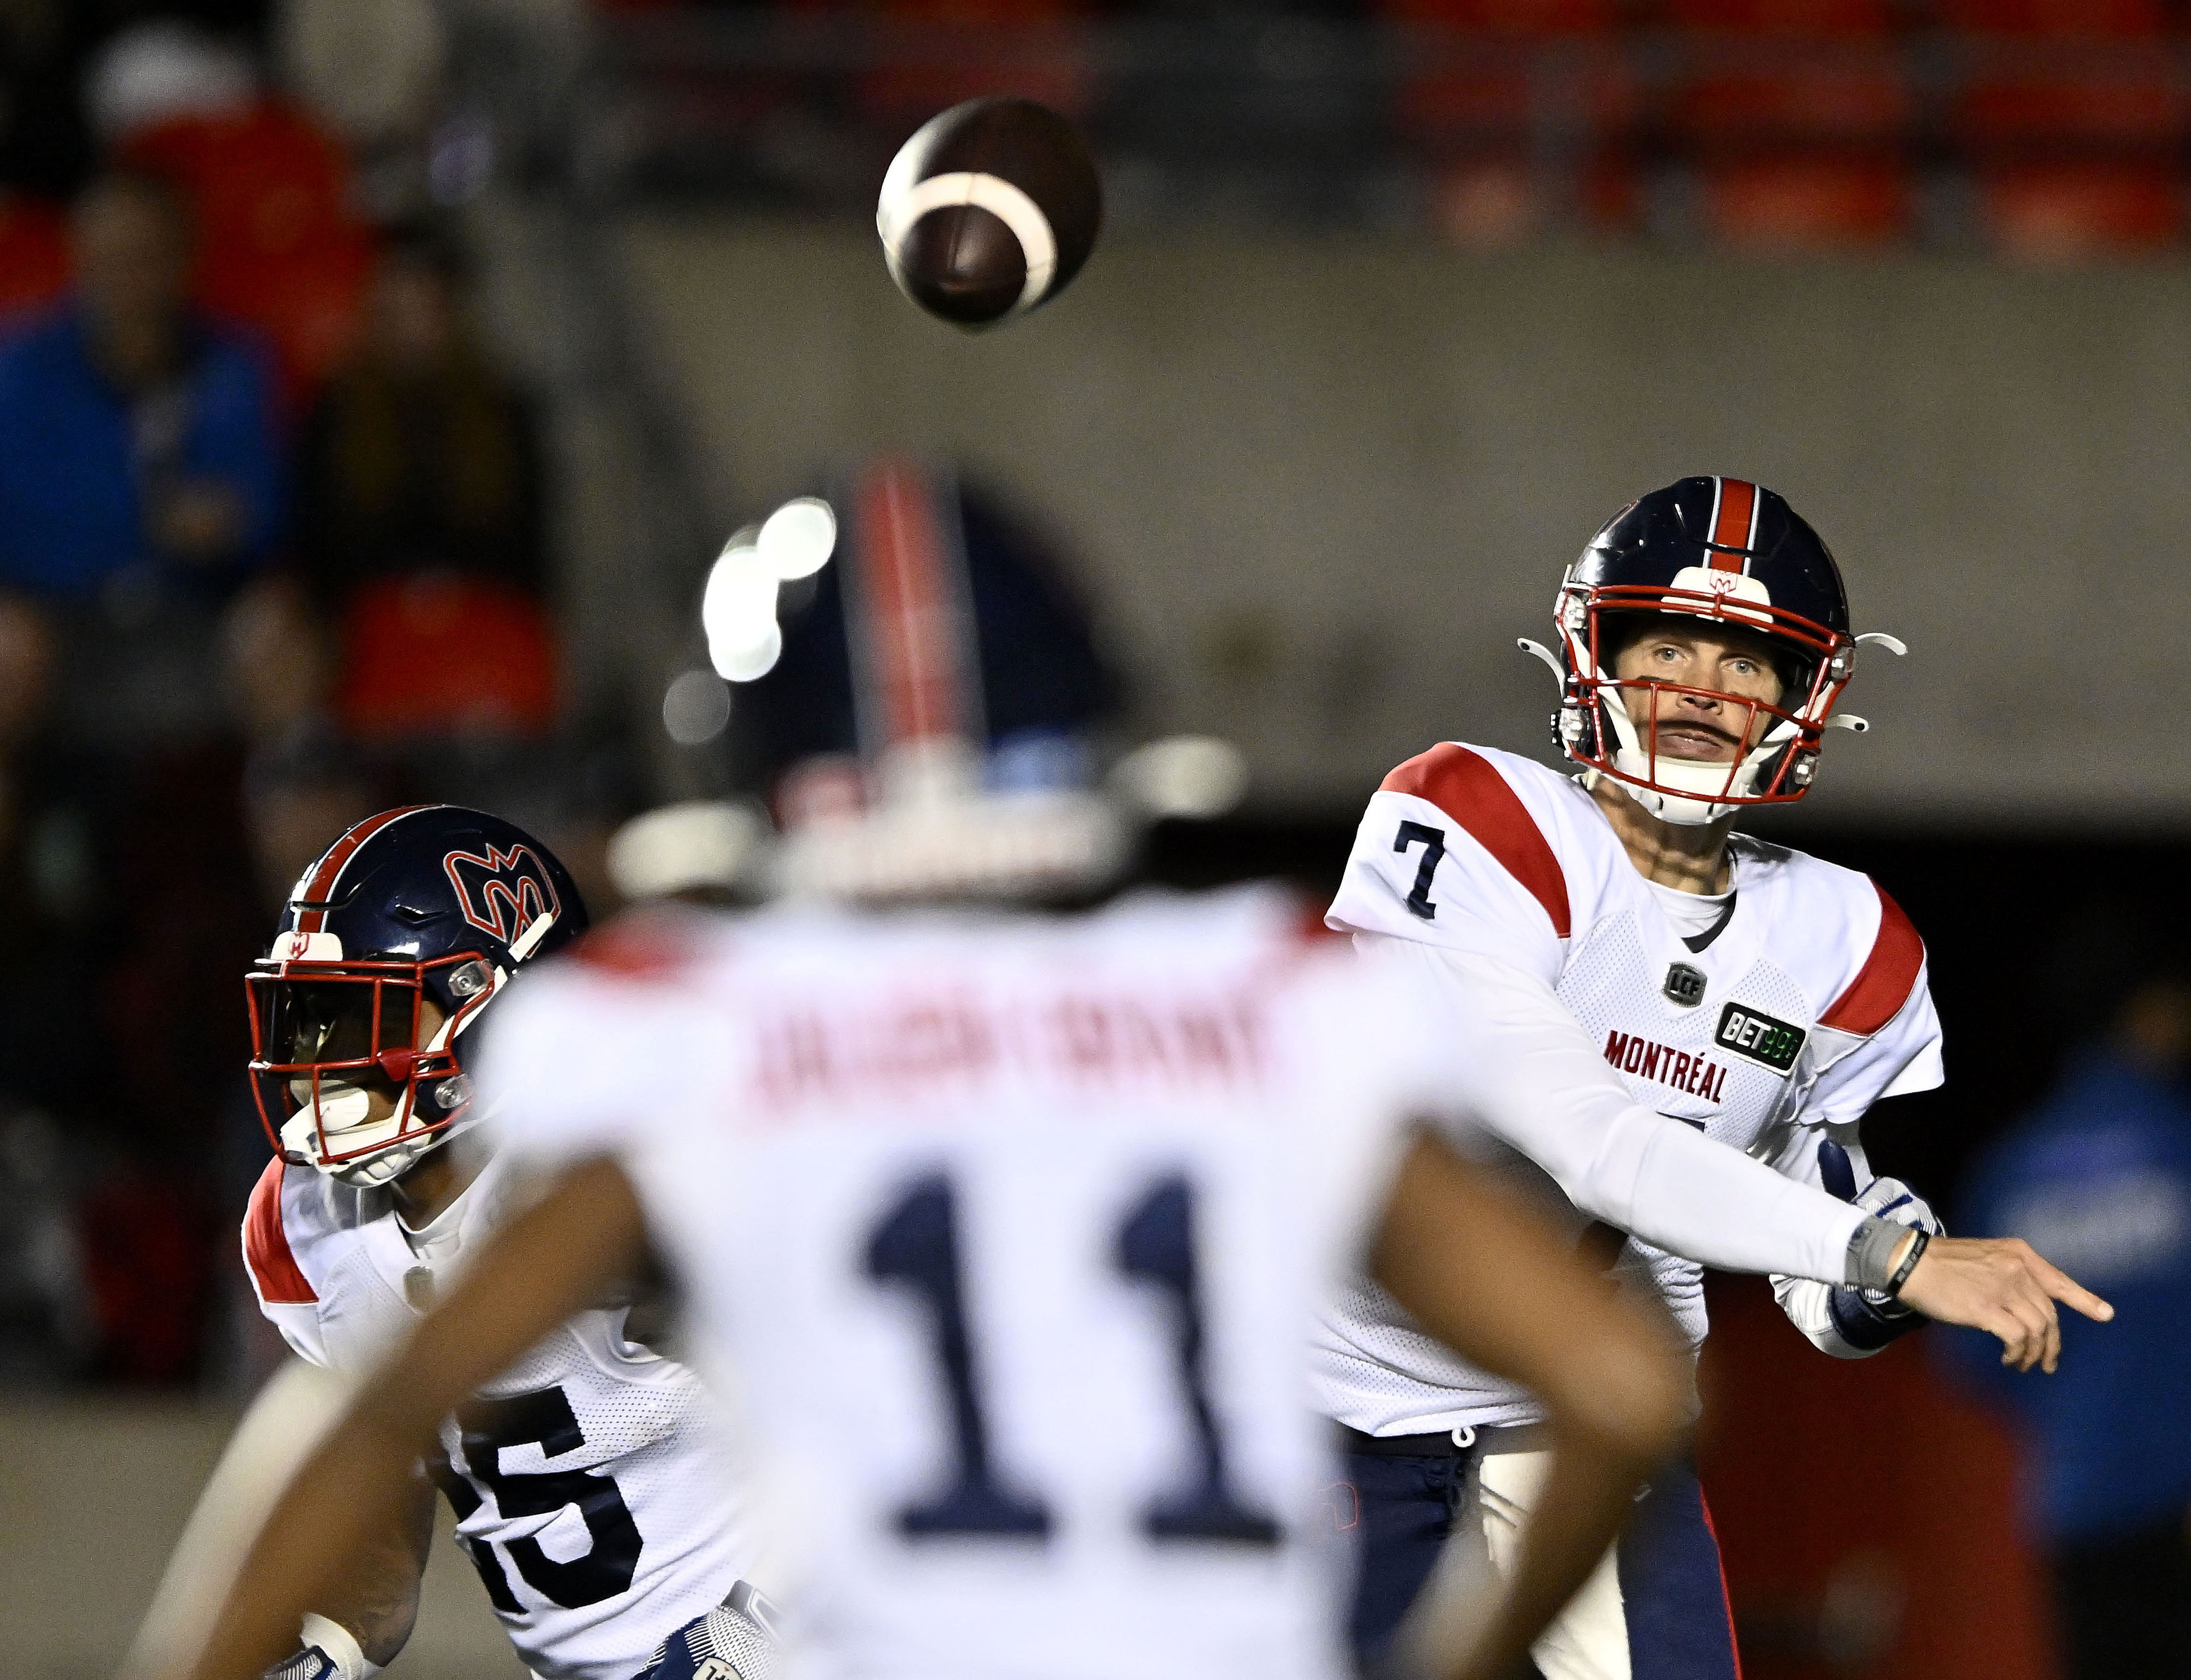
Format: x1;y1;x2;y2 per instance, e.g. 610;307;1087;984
865;1166;1283;1550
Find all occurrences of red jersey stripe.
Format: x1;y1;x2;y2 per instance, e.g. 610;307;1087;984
1708;478;1757;572
1380;745;1571;939
1820;883;1925;1036
243;1156;316;1305
574;907;707;982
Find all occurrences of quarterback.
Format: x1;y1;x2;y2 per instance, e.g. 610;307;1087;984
238;805;774;1680
1320;477;2112;1678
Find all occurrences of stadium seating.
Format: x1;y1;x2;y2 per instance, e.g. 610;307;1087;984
0;193;69;321
788;0;1092;138
1946;31;2186;255
336;575;561;741
121;101;378;404
1662;0;1911;250
1379;0;1636;243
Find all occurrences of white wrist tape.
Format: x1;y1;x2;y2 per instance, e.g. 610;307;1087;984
300;1614;379;1680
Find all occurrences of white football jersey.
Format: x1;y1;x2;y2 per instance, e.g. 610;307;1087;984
479;887;1464;1680
1319;742;1944;1432
243;1148;766;1680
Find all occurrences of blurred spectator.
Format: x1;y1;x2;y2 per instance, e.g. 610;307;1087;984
0;1106;93;1386
294;222;559;741
105;20;379;401
221;571;390;910
0;168;280;748
296;223;548;606
83;18;256;145
0;595;105;1124
1944;968;2191;1680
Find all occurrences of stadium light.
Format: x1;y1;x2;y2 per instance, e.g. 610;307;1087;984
662;669;733;745
758;497;837;580
702;499;837;682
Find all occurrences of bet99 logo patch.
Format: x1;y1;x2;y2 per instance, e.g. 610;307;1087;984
1713;1002;1807;1074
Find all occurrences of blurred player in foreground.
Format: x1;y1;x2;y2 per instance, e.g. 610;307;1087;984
229;805;775;1680
181;877;1691;1680
1322;476;2114;1676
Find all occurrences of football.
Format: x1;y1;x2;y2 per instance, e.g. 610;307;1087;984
876;97;1103;329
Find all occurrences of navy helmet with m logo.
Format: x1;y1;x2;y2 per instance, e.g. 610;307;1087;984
247;806;590;1187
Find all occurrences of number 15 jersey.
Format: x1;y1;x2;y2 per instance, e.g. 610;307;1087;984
480;888;1468;1680
241;1148;765;1680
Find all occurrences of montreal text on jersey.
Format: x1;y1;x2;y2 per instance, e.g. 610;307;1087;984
1600;1028;1730;1106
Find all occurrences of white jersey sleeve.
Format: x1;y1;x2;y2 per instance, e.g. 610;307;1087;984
1354;936;1865;1285
1794;886;1945;1127
242;1158;335;1368
1756;880;1945;1355
475;915;727;1183
1327;743;1571;986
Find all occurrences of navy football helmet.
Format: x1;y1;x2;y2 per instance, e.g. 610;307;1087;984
246;805;589;1187
1524;476;1900;825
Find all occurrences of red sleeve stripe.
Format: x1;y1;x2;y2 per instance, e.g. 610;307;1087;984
1707;477;1758;572
243;1156;316;1305
574;907;707;982
1820;883;1925;1037
1379;744;1571;939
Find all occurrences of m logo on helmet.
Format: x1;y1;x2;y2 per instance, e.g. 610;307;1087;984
443;844;561;946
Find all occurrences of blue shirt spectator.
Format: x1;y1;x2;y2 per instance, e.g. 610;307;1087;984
0;307;279;597
1944;1041;2191;1545
0;170;279;604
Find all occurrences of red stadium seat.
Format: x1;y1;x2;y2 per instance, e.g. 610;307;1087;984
1946;36;2186;253
1376;0;1618;28
1979;161;2183;255
1929;0;2166;35
1428;154;1639;245
337;576;561;741
785;0;1092;131
1677;55;1909;151
1951;59;2186;152
1671;35;1913;249
1698;155;1911;246
1391;12;1638;237
1661;0;1896;32
121;103;378;404
0;192;69;321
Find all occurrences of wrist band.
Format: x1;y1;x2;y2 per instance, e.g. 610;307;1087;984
300;1614;377;1680
1884;1227;1930;1298
1845;1214;1907;1292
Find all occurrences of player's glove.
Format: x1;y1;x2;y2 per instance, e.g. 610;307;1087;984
638;1579;782;1680
1816;1139;1945;1352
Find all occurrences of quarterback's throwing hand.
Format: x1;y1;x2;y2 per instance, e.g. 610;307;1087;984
1896;1236;2114;1373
